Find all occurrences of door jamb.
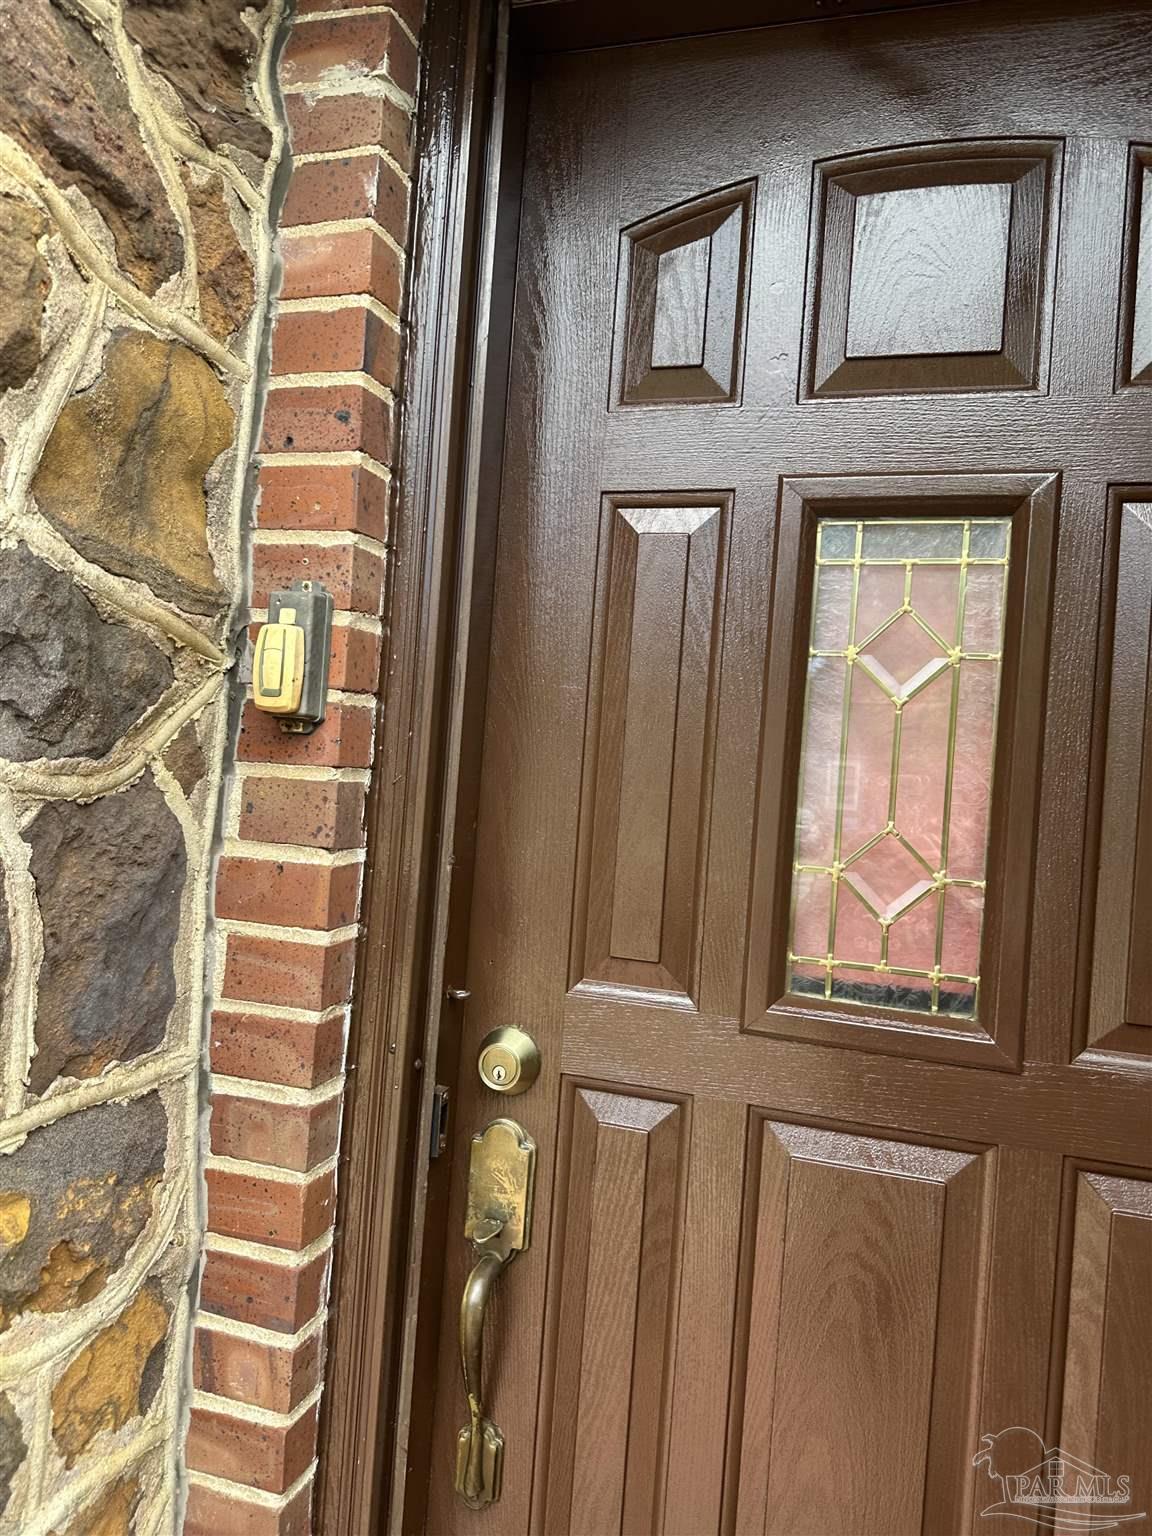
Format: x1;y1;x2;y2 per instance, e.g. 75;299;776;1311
312;1;507;1528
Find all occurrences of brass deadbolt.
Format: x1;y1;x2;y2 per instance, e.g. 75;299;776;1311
477;1028;540;1096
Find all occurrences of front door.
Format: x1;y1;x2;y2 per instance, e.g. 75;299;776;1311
423;2;1152;1531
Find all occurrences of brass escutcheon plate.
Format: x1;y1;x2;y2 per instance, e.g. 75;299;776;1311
464;1118;536;1262
455;1418;504;1509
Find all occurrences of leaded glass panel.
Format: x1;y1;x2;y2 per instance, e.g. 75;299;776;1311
787;517;1010;1019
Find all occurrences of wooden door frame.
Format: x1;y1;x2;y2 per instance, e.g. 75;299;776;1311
314;2;984;1531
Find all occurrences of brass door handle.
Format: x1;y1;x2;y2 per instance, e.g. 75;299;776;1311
458;1244;507;1507
454;1120;536;1510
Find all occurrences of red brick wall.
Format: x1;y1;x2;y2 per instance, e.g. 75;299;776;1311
185;3;423;1529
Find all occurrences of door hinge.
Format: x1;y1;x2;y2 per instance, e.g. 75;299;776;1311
430;1084;451;1159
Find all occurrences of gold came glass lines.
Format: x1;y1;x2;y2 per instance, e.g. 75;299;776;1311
787;516;1010;1020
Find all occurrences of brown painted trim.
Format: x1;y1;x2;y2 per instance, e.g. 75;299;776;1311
312;1;503;1529
394;12;533;1531
510;0;973;49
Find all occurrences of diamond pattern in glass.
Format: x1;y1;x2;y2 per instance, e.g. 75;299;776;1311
858;612;950;700
843;834;934;921
787;517;1010;1019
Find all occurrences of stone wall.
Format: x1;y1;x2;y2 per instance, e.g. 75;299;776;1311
0;0;285;1530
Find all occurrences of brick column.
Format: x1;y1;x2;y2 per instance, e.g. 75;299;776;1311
184;3;423;1529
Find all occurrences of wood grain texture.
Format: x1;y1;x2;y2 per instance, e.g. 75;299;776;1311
652;240;709;368
1082;500;1152;1059
417;4;1152;1531
613;183;753;405
662;1097;745;1533
1123;151;1152;384
511;0;965;48
573;497;727;1000
538;1087;684;1535
845;180;1012;358
562;1007;1151;1167
1057;1171;1152;1529
971;1146;1062;1536
424;47;625;1536
734;1119;991;1536
807;142;1059;396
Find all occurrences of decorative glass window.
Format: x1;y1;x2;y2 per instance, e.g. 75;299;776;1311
787;517;1010;1019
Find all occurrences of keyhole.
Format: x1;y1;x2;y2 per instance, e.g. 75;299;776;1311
490;1063;507;1084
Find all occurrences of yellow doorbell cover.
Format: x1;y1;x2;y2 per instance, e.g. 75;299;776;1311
253;606;305;714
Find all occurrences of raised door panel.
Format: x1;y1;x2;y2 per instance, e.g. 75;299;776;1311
803;141;1060;398
611;184;753;406
571;496;728;1004
1121;147;1152;387
1082;498;1152;1061
1055;1171;1152;1528
734;1118;992;1536
538;1087;686;1536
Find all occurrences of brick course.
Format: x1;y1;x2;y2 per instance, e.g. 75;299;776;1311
237;776;367;851
285;91;414;166
237;698;375;768
193;1320;324;1413
260;382;394;460
257;458;390;538
185;1477;313;1536
282;13;419;96
187;1401;321;1494
209;1091;343;1174
280;227;403;310
205;1164;338;1251
250;536;385;612
270;306;401;387
216;855;363;929
281;154;409;237
200;1245;332;1335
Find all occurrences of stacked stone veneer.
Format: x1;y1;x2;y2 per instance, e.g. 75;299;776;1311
0;0;286;1530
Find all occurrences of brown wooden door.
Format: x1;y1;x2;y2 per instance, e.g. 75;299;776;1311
422;3;1152;1532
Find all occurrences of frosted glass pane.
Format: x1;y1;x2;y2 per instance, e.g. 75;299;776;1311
861;520;965;560
969;519;1010;559
819;522;858;560
855;563;907;641
811;565;854;650
791;870;830;958
795;657;846;866
787;516;1010;1019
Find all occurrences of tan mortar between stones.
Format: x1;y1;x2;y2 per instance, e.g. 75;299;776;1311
0;0;289;1529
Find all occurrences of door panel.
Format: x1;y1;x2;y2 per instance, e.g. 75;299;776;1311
538;1087;686;1534
423;3;1152;1532
1122;147;1152;387
612;184;754;407
803;140;1060;397
735;1122;991;1536
572;496;729;1003
1084;498;1152;1058
1058;1172;1152;1525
